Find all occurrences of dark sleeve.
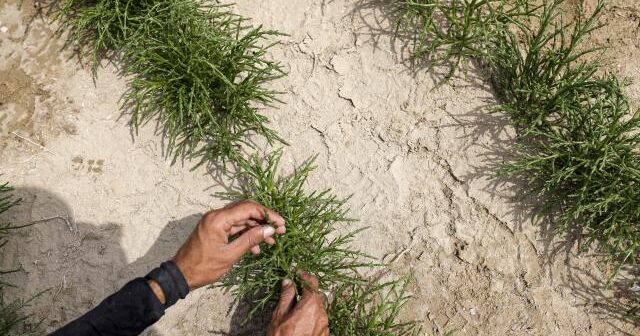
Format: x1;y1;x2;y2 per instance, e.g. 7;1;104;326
51;261;189;336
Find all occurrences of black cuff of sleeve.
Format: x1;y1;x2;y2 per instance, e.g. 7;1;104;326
145;261;190;308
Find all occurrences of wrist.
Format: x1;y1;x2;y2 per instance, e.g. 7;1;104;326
172;256;195;290
145;261;190;308
147;279;166;305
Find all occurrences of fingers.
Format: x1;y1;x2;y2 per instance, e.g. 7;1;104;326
228;225;276;260
272;279;296;321
315;314;330;336
290;273;329;334
250;245;260;255
270;274;329;335
228;219;261;237
297;272;327;311
299;271;320;294
220;200;285;233
264;236;276;245
230;225;277;246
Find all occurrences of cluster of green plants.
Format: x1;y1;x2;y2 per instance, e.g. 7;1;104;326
56;0;420;334
396;0;640;320
0;182;38;335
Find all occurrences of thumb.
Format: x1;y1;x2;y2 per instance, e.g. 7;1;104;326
272;279;296;321
229;225;275;259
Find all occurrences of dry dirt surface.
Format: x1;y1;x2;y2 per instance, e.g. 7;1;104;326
1;0;639;335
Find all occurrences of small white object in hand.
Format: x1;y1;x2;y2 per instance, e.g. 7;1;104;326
0;26;8;33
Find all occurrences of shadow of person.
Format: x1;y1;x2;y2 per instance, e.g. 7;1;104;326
208;293;274;336
0;186;162;335
0;187;198;335
0;186;279;335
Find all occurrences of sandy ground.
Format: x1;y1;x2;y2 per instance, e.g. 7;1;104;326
1;0;639;335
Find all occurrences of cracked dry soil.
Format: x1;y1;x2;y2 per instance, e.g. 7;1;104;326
1;0;639;335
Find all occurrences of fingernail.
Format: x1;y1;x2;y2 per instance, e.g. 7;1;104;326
282;278;292;287
263;225;275;238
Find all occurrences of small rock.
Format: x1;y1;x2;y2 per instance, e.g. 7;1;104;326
0;26;8;33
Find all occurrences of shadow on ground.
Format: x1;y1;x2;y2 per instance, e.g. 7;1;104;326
209;293;274;336
0;187;269;335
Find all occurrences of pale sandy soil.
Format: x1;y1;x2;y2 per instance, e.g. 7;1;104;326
0;0;639;335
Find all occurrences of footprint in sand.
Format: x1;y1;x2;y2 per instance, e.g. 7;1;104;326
71;156;105;174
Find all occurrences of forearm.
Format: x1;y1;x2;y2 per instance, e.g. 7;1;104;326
51;261;189;336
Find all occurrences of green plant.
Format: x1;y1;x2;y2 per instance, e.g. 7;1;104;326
218;151;372;318
56;0;150;69
488;0;608;131
395;0;534;77
124;1;286;166
328;276;422;336
218;152;420;334
57;0;286;165
490;0;640;267
0;182;21;244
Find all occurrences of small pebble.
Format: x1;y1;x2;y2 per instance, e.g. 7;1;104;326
0;26;8;33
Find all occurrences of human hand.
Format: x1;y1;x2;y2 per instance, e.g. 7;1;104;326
172;200;286;290
267;272;329;336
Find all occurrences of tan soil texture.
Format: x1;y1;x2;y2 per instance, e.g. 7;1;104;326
1;0;639;335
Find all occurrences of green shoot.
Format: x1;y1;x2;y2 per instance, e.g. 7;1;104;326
488;0;609;132
55;0;152;70
0;182;21;253
123;1;286;167
328;276;422;336
395;0;535;78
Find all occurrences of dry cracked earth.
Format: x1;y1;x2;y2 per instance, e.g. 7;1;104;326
1;0;639;335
